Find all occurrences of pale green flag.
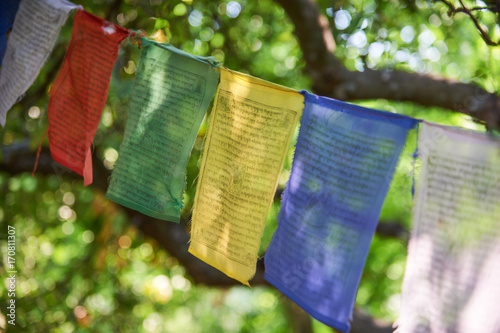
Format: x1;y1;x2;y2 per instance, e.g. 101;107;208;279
106;38;220;222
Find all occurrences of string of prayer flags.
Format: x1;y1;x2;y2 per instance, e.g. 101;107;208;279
0;0;79;126
0;0;21;66
264;91;419;333
47;10;129;186
106;38;220;222
396;122;500;333
189;68;304;286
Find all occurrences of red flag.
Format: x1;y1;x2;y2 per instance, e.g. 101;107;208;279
48;10;129;186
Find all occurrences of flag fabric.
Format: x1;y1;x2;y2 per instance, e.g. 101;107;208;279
0;0;79;126
189;68;304;286
264;91;418;332
106;38;220;222
0;0;21;65
47;10;129;186
396;122;500;333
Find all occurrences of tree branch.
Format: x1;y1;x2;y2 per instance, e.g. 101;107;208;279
274;0;500;127
0;146;265;285
1;147;408;246
436;0;500;46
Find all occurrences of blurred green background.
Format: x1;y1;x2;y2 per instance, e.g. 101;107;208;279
0;0;495;332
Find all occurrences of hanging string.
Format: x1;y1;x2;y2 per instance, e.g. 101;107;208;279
127;29;147;48
32;130;48;178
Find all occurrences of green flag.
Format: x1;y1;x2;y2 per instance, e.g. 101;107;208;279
106;38;220;222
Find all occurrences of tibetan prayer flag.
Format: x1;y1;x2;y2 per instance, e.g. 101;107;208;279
189;68;304;286
48;10;129;186
264;91;418;332
0;0;79;126
106;38;220;222
397;122;500;333
0;0;21;65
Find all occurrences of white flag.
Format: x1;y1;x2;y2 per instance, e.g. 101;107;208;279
0;0;80;126
397;121;500;333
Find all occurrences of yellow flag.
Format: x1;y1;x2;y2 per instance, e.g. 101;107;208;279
189;68;304;286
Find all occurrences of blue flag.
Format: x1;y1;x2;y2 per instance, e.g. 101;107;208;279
264;91;418;332
0;0;21;66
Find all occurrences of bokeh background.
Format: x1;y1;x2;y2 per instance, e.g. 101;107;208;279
1;0;496;332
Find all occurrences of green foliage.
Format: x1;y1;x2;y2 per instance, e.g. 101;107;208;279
0;0;496;331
